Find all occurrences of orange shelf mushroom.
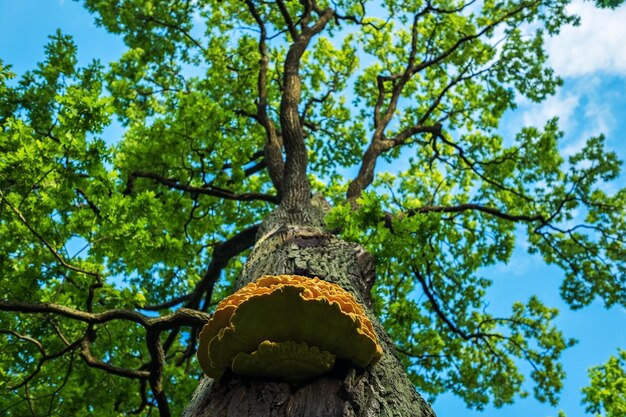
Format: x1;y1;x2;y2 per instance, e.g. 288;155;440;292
197;275;383;383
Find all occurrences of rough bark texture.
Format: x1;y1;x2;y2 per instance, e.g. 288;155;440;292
183;203;437;417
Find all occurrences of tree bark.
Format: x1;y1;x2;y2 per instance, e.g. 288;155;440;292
183;202;436;417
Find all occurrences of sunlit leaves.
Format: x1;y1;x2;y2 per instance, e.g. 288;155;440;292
582;349;626;417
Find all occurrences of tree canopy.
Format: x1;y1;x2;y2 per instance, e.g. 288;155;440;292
1;0;625;416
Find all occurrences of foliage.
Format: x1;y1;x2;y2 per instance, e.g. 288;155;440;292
591;0;625;9
582;349;626;417
1;0;625;416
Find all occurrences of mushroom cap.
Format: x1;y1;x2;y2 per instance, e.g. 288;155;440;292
197;275;383;381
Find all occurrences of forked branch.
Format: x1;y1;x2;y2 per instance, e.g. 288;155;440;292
347;1;540;202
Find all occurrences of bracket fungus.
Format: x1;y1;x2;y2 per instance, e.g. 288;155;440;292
197;275;383;384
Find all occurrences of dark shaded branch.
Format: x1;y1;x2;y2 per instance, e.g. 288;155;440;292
79;337;150;380
347;7;431;202
300;89;333;127
410;262;544;375
243;159;267;178
398;62;485;141
218;150;267;183
387;124;442;149
425;0;479;14
135;11;207;55
150;308;212;332
146;331;170;417
276;0;299;40
407;203;546;223
56;317;147;385
174;329;199;367
160;224;258;354
24;384;36;417
411;263;515;368
188;224;259;310
143;294;191;311
221;150;264;170
0;301;210;331
245;0;285;194
411;265;476;340
123;171;279;204
75;188;101;217
86;273;103;313
1;298;211;409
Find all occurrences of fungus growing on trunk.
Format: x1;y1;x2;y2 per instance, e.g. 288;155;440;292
197;275;383;383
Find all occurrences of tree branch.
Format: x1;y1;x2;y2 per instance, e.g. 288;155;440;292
189;224;259;310
0;189;100;278
407;203;546;224
346;1;539;202
146;330;170;417
134;11;207;55
0;301;210;331
276;0;299;40
75;187;101;218
381;1;539;82
79;337;150;380
245;0;285;194
0;330;84;390
346;122;442;202
123;171;279;204
280;6;334;208
142;294;191;311
159;224;258;354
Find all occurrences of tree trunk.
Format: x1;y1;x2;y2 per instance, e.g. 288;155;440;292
183;203;437;417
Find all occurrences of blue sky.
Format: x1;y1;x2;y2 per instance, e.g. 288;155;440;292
1;1;625;416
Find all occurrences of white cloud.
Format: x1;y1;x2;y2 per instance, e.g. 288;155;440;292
546;0;626;76
562;83;616;156
517;75;618;158
521;91;580;131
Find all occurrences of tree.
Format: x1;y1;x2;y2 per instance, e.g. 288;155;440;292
1;0;625;416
